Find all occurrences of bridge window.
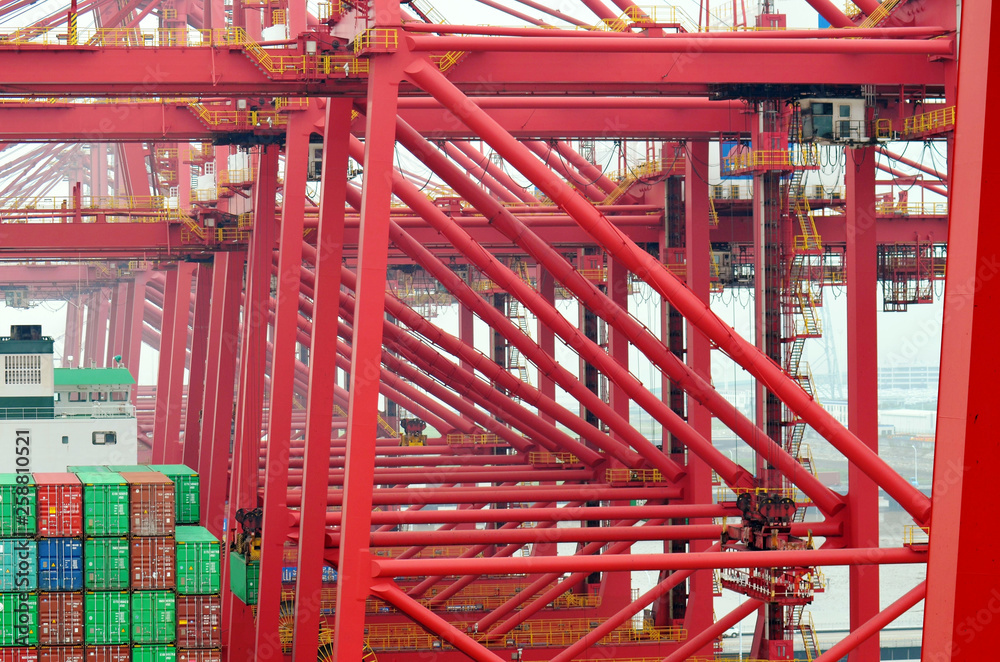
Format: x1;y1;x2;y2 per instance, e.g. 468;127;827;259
92;431;117;445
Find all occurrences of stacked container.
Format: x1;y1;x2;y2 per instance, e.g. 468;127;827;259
120;472;176;661
174;527;220;661
35;475;86;660
79;472;131;655
1;474;38;657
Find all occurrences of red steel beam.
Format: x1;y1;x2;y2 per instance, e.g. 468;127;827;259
662;599;763;662
408;35;954;55
923;3;1000;658
816;581;926;662
285;485;682;507
404;58;926;523
373;547;926;577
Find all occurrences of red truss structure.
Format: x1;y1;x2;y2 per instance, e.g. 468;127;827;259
0;0;990;660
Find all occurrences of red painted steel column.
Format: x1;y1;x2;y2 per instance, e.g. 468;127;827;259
223;145;279;662
536;265;556;424
256;107;314;661
846;145;879;662
332;8;403;660
122;274;148;384
458;294;475;375
93;293;110;367
162;262;195;464
602;253;633;612
105;283;128;367
182;263;213;469
152;268;179;463
63;294;83;367
292;98;351;661
82;292;99;367
923;4;1000;660
199;252;244;532
664;599;762;662
684;139;714;651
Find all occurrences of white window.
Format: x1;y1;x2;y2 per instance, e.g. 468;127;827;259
4;354;41;385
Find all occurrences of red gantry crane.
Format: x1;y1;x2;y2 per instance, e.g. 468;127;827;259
0;0;990;660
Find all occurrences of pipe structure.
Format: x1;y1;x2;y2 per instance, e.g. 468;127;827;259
370;581;506;662
407;35;954;55
285;485;681;506
286;503;736;525
661;599;763;662
337;157;672;474
876;162;949;196
813;581;926;662
883;148;948;181
373;547;927;577
550;544;723;662
451;140;542;204
404;59;930;524
392;116;844;515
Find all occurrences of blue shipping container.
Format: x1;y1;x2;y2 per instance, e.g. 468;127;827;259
281;566;337;583
0;538;37;591
38;537;83;590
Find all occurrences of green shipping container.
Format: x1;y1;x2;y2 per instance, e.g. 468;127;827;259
132;590;176;643
84;537;130;589
147;465;199;524
0;474;36;536
133;645;177;662
67;465;111;473
107;465;152;473
0;592;38;646
0;538;36;591
85;591;130;644
229;551;259;605
176;526;220;595
79;473;129;536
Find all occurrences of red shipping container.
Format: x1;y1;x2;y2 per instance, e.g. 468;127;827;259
176;595;221;648
39;593;85;645
38;648;85;662
35;473;83;537
84;647;129;662
0;650;39;662
119;472;175;536
177;652;220;662
130;537;176;589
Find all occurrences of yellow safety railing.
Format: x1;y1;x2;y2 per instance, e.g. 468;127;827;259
709;197;719;227
874;118;896;140
876;201;948;216
857;0;901;29
722;145;819;173
445;432;503;445
527;451;581;464
353;27;399;54
904;525;930;545
606;468;665;483
715;485;808;502
903;106;955;136
578;267;607;282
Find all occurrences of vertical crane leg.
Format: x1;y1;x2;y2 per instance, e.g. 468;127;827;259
182;264;213;468
923;5;1000;660
684;140;714;651
106;282;128;367
292;97;352;662
198;252;244;534
64;293;84;368
223;145;280;662
332;25;402;662
162;262;195;464
846;145;879;662
122;274;148;384
255;106;315;661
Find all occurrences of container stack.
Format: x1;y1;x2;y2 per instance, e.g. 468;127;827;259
79;472;131;661
174;528;221;662
1;474;39;660
3;465;216;662
35;473;85;662
119;471;176;662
